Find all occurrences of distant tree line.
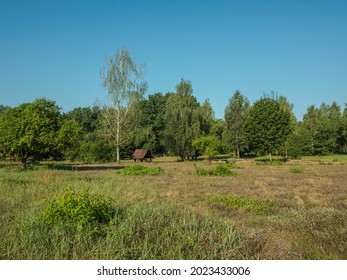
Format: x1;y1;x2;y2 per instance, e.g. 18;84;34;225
1;49;347;165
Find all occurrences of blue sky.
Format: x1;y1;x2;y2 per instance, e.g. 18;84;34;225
1;0;346;120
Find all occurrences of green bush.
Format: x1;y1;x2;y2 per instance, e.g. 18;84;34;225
39;189;123;235
207;194;276;214
196;164;238;176
119;165;164;176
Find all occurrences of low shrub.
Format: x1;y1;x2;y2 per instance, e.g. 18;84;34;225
119;165;164;175
39;189;123;236
207;194;276;214
195;164;238;176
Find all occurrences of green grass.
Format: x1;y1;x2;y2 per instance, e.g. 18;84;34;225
288;167;304;173
195;164;238;176
119;165;164;175
207;194;277;214
1;159;346;260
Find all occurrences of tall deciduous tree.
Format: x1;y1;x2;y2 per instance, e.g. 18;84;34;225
0;98;80;167
135;92;171;154
164;79;201;160
244;97;292;159
224;91;250;158
101;48;147;163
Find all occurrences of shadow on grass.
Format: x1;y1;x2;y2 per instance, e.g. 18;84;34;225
45;163;125;171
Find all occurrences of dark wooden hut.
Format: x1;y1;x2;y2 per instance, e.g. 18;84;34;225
132;149;153;162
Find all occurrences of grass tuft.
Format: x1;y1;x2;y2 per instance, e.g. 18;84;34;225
207;194;277;214
195;164;238;176
119;165;164;175
288;167;304;174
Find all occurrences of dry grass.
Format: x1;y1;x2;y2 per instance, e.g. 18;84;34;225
1;157;346;259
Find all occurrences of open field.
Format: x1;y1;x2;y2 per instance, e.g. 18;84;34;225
0;157;346;259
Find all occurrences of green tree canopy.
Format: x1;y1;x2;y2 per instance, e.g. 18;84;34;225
224;91;250;158
65;106;102;133
244;97;292;158
192;136;223;162
100;47;147;163
302;102;342;155
0;98;80;167
164;79;201;160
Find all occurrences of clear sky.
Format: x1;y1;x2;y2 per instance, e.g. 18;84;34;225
1;0;346;120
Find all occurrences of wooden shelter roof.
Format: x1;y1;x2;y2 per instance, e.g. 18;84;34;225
132;149;153;159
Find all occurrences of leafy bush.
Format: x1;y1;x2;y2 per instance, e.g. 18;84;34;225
39;189;123;235
207;194;276;214
119;165;164;175
195;164;238;176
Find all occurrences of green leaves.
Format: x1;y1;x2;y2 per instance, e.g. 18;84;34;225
224;91;250;158
0;98;80;166
195;164;238;176
40;189;122;235
119;165;164;175
244;97;292;157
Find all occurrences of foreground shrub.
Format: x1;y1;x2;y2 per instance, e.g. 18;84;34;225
119;165;164;175
195;164;238;176
207;194;276;214
39;189;123;235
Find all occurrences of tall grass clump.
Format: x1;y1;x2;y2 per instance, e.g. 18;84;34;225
195;164;238;176
119;165;164;175
39;189;124;236
207;194;276;214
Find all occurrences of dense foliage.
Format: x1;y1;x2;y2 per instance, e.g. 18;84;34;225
0;98;80;167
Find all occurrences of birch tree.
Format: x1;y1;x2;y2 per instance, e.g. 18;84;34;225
101;48;146;163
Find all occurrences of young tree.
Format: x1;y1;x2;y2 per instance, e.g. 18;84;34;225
192;136;223;163
244;97;292;159
224;91;250;158
0;98;79;167
101;48;147;163
164;79;201;160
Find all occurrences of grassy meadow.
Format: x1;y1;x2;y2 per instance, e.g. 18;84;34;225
0;156;346;260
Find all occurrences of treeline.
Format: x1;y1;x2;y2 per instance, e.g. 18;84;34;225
1;84;346;165
1;47;346;164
